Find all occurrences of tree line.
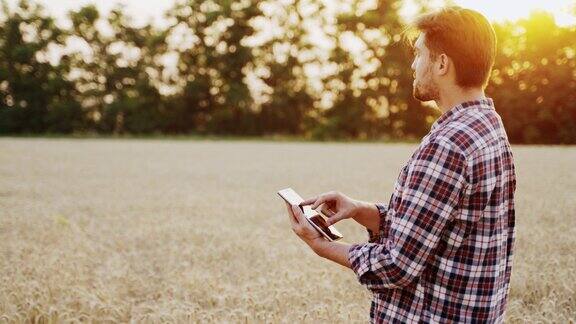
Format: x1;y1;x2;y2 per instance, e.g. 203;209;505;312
1;0;575;144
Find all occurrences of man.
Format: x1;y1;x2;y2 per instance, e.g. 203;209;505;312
284;6;516;323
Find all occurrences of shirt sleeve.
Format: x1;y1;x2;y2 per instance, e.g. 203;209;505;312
348;139;468;291
366;203;387;243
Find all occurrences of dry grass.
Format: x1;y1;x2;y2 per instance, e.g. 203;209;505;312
0;138;574;323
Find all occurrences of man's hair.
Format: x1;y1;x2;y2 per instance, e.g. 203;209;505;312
408;6;497;89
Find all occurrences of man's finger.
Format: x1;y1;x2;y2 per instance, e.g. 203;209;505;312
300;196;318;206
310;195;329;210
325;210;347;226
291;204;305;223
285;202;298;226
319;203;335;217
294;205;317;230
311;192;338;209
292;205;317;233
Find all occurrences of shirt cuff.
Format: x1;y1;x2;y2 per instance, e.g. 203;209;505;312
366;203;387;243
348;242;387;292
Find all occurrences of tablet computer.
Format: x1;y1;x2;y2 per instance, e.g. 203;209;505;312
277;187;343;241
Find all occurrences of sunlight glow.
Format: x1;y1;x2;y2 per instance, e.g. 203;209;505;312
454;0;575;26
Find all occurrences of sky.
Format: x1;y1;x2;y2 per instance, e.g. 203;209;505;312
456;0;574;25
4;0;576;28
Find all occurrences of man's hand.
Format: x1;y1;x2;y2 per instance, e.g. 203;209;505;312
300;191;360;226
285;201;351;268
285;202;325;249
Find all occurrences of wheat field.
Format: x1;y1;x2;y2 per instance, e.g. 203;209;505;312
0;138;574;323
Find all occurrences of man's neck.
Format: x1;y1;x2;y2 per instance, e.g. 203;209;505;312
435;87;486;114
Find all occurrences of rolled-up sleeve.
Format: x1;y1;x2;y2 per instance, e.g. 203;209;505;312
366;203;387;243
348;139;468;291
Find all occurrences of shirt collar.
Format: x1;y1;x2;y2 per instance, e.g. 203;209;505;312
431;97;495;132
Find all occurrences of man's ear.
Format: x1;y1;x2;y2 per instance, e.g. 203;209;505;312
436;53;450;76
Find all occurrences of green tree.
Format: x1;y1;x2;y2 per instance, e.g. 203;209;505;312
67;5;168;134
320;0;433;140
248;0;321;136
164;0;262;134
488;12;576;144
1;0;575;144
0;0;82;133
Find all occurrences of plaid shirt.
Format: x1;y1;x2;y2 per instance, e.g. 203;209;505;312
348;98;516;323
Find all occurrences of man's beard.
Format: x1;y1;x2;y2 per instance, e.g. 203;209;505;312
413;73;439;102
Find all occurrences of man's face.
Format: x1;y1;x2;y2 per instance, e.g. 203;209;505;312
411;34;440;102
